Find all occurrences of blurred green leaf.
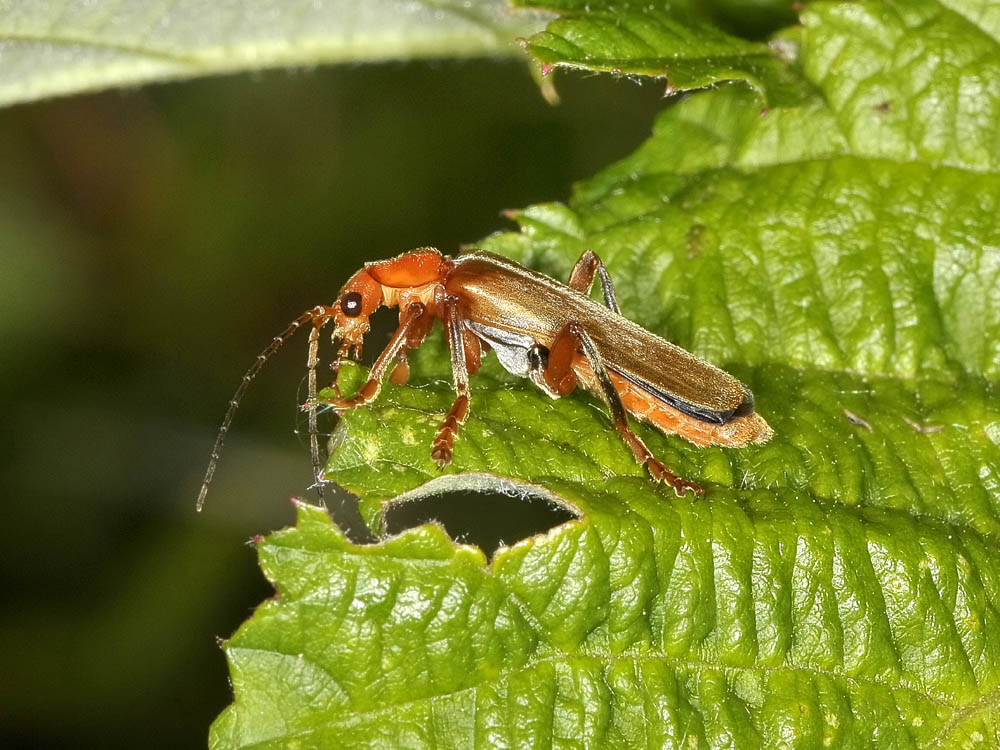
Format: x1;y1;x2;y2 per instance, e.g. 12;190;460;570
213;0;1000;747
0;0;553;107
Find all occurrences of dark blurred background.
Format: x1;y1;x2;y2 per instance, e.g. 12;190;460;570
0;60;670;747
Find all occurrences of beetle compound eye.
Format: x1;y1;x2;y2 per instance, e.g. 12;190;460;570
527;344;549;371
340;291;363;317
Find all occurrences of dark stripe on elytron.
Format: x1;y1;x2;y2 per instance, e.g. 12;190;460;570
610;365;754;425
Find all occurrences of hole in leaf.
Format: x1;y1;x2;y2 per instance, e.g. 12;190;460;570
383;474;580;559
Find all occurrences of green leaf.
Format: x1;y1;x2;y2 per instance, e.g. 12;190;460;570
213;1;1000;747
0;1;552;107
512;0;813;106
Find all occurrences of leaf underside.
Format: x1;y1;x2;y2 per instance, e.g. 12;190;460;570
0;0;553;107
213;1;1000;748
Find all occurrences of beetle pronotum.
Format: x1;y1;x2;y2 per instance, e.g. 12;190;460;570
197;248;772;509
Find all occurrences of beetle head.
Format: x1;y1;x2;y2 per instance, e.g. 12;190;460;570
332;249;447;361
333;268;382;360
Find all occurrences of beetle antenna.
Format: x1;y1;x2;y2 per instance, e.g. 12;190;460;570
197;305;333;511
306;318;331;502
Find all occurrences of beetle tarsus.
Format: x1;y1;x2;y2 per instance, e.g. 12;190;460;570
318;379;380;410
646;457;703;497
431;393;469;468
430;443;452;468
430;297;472;468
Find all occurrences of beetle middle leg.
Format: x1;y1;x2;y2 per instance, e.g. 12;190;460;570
568;250;620;314
532;321;702;497
430;294;480;467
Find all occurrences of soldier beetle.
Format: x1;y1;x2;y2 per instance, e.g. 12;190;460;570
197;248;772;510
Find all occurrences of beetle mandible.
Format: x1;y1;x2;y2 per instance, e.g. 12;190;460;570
197;247;772;509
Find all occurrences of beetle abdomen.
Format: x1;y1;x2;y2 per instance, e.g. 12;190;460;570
613;371;772;448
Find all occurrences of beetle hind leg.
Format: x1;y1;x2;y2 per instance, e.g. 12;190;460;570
544;321;703;497
568;250;620;314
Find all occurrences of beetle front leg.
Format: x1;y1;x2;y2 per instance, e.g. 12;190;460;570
389;306;438;385
568;250;620;314
430;294;475;467
539;321;702;497
314;301;425;411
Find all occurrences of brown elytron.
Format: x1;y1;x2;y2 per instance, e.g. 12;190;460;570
197;247;772;509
